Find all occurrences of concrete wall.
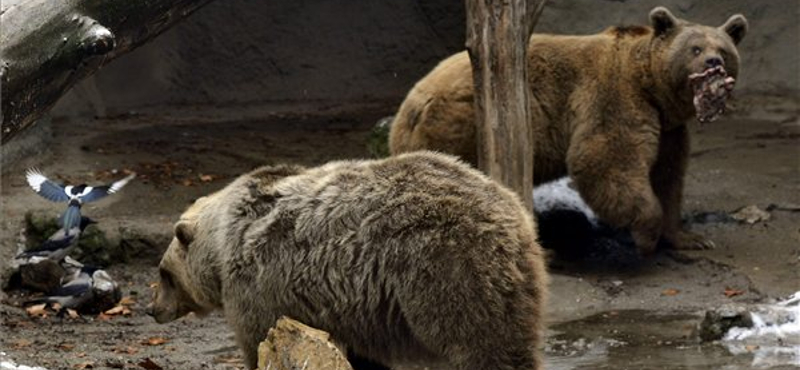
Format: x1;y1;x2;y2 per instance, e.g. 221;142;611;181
53;0;799;117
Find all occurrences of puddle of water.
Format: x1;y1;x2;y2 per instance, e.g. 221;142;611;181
546;309;799;370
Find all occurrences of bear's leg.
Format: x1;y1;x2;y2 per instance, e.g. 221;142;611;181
400;260;543;370
568;129;664;255
227;308;278;370
651;126;715;250
347;352;391;370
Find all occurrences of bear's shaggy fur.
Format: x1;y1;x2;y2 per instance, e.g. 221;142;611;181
148;151;548;370
389;7;748;254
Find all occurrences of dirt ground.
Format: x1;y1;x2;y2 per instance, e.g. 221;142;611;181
0;94;798;369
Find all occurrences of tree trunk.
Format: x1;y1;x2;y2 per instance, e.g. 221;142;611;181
0;0;215;144
465;0;546;210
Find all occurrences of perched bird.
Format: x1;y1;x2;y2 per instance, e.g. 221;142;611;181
14;217;96;262
25;168;135;231
26;257;121;313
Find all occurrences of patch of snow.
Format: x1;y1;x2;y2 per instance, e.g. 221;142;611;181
0;352;48;370
723;291;800;368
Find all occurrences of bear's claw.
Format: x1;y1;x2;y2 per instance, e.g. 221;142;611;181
671;231;716;250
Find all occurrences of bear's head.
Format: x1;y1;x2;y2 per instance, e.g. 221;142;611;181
147;194;222;323
147;164;306;324
647;7;748;122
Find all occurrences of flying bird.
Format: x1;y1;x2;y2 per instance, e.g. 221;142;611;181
25;168;135;231
14;217;96;262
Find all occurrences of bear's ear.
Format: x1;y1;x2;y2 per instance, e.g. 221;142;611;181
174;220;196;248
720;14;748;45
649;7;678;37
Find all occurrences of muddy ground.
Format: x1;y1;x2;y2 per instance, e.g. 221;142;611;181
0;94;798;369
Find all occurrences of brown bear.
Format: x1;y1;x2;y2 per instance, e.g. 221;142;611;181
147;151;548;370
389;7;748;255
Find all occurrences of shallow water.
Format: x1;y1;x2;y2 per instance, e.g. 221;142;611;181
546;309;800;370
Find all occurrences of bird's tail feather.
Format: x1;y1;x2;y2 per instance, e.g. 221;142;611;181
61;204;82;231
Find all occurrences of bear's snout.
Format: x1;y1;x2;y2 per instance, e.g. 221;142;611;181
705;56;724;69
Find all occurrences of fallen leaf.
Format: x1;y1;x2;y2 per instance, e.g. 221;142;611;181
12;339;32;349
52;302;63;311
181;179;194;187
724;288;745;298
26;303;48;317
104;306;125;315
149;282;159;289
142;337;168;346
199;174;215;182
74;362;94;369
119;296;137;306
97;313;113;321
661;289;680;296
745;344;760;352
138;358;163;370
730;205;771;224
67;309;80;319
58;343;75;351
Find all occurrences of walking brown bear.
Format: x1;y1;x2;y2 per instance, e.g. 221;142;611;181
148;151;548;370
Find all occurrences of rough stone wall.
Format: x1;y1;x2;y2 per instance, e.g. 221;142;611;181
53;0;798;117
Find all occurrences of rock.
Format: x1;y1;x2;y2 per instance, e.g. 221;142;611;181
24;211;62;246
258;317;354;370
18;259;65;293
73;224;114;266
730;205;771;224
698;304;754;341
23;211;116;267
367;116;393;158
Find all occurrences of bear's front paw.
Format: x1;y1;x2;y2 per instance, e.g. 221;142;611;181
670;231;715;250
631;229;659;256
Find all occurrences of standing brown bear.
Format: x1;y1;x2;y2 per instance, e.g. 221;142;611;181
147;151;548;370
389;7;748;255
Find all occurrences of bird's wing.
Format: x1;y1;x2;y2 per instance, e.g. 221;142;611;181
26;168;70;202
50;280;92;297
14;234;77;257
80;173;136;203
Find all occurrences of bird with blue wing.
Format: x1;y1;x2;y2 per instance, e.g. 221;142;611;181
25;257;121;313
25;168;135;231
14;216;96;262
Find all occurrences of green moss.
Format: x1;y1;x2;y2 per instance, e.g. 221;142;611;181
367;116;393;158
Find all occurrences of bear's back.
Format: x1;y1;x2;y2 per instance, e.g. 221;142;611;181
269;151;532;248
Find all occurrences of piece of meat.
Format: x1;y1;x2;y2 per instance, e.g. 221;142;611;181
689;65;736;123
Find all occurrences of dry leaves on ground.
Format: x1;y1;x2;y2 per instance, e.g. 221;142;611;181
724;288;745;297
26;303;48;317
141;337;169;346
138;358;164;370
661;289;680;296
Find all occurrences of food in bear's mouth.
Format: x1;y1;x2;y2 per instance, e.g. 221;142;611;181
689;65;736;123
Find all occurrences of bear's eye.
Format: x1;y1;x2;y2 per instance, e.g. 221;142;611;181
692;46;703;56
